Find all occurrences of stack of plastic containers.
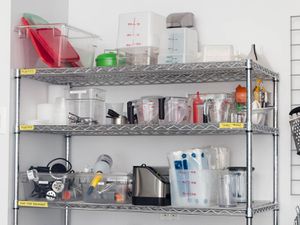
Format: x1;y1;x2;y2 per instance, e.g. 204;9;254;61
117;12;165;65
158;13;199;64
168;146;230;207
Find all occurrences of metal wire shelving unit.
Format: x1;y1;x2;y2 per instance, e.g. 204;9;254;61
13;59;279;225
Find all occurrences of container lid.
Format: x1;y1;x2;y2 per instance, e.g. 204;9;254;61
166;12;195;28
228;166;255;171
96;52;117;62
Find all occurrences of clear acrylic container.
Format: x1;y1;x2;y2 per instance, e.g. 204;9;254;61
158;27;199;64
20;172;82;202
218;170;237;207
117;12;165;50
188;93;234;123
168;168;219;207
116;11;165;66
136;96;161;124
230;107;273;126
117;47;159;66
79;173;132;204
168;147;229;207
228;167;254;203
16;23;100;68
158;53;197;64
67;87;106;125
159;97;189;124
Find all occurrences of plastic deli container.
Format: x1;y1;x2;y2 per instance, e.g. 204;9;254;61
67;87;106;125
16;23;99;68
79;173;132;204
20;172;81;202
230;107;273;126
116;11;165;65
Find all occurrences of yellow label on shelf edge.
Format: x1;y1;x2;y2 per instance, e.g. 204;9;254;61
20;69;37;76
219;123;244;129
20;125;35;131
18;201;48;208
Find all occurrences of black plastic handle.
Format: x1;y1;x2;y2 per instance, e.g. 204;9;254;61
127;101;135;124
159;98;165;120
107;109;120;118
289;106;300;116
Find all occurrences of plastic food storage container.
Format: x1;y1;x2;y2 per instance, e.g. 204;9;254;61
228;167;255;203
158;27;198;64
188;93;234;123
79;173;132;204
158;97;189;124
116;12;165;65
230;107;273;126
20;172;81;202
16;23;99;68
168;147;229;207
117;48;159;66
168;168;219;207
136;96;161;124
67;87;106;125
218;170;237;207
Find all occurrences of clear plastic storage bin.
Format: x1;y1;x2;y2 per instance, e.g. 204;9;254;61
67;87;106;125
169;169;219;207
118;48;158;66
117;11;165;65
16;23;99;68
79;173;132;204
20;172;82;202
230;107;273;126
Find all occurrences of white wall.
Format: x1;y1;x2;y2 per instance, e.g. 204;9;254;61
0;0;12;225
67;0;300;225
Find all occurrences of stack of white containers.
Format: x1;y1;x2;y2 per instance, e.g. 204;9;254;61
117;11;165;65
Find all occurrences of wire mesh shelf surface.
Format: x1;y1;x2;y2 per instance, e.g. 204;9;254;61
18;200;277;217
20;123;278;136
19;60;279;87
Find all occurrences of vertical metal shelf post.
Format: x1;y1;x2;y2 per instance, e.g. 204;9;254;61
64;135;72;225
273;78;279;225
246;59;253;225
13;69;21;225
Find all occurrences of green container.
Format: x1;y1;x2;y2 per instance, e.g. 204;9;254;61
95;52;117;67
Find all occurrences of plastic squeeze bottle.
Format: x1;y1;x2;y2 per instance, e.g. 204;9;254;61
193;92;204;123
253;79;267;107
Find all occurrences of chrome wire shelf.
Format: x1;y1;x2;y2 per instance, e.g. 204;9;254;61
20;123;278;136
18;201;277;217
19;61;279;87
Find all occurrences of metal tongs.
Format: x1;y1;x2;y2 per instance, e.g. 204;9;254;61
68;113;98;125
